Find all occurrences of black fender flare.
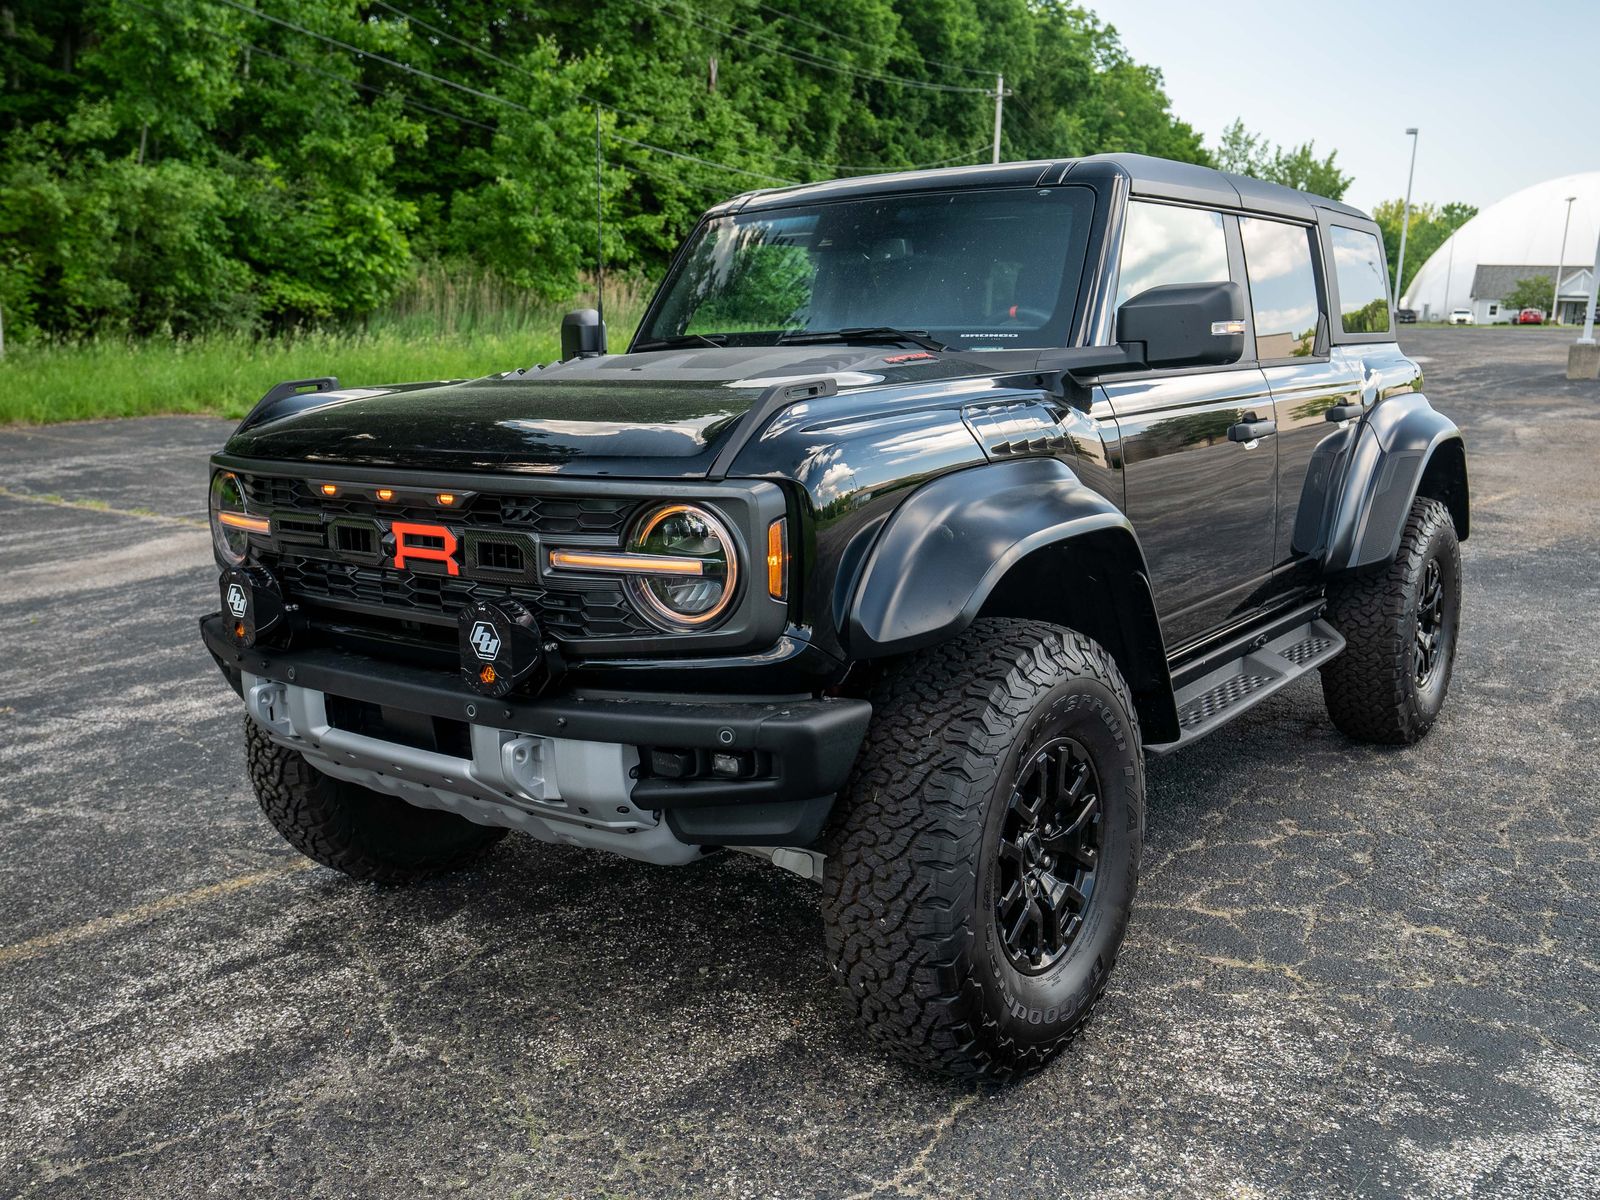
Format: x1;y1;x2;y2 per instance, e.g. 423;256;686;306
844;457;1180;741
1322;393;1469;573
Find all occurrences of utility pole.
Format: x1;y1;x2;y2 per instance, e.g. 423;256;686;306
594;106;606;331
1393;128;1419;306
991;74;1009;164
1552;194;1577;324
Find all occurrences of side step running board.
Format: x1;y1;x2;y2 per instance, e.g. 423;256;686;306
1148;617;1346;756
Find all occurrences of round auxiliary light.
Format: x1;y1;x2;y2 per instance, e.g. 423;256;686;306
626;503;739;629
209;471;255;566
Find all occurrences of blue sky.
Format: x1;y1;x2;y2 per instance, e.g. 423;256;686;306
1093;0;1597;213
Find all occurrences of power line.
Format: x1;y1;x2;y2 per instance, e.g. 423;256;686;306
209;0;796;184
631;0;995;95
124;0;499;135
748;1;994;80
371;0;982;175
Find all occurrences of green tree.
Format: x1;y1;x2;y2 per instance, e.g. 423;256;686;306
1213;118;1350;199
0;0;1244;342
1372;199;1477;298
1502;276;1552;314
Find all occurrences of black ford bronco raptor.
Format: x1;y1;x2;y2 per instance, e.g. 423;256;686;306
202;154;1468;1080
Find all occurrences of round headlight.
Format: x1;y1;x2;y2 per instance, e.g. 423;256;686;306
625;503;739;629
209;471;254;566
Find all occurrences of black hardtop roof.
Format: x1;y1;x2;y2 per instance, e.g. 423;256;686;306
724;152;1372;225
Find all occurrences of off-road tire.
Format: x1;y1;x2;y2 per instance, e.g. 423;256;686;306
245;717;506;883
821;619;1144;1081
1321;496;1462;745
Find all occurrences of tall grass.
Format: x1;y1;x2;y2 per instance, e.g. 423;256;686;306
0;269;651;425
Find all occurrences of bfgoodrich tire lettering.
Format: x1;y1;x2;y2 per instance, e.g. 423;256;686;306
245;717;506;883
821;619;1144;1081
1321;495;1462;744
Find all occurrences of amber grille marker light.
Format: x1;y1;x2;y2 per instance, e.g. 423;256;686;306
437;493;456;507
319;484;338;497
376;488;395;502
767;518;787;600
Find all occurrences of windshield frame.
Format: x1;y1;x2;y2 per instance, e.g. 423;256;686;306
630;184;1101;355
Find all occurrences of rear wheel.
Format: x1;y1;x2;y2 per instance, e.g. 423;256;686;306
822;619;1143;1081
1321;496;1462;744
245;717;506;883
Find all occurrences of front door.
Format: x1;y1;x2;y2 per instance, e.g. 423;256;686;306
1101;200;1278;648
1103;369;1278;646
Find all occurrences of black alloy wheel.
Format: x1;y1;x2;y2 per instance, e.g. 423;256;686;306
1414;558;1446;688
993;737;1102;975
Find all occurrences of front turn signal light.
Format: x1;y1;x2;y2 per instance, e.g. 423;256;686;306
767;518;787;601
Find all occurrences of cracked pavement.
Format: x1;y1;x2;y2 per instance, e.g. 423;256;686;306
1;328;1596;1198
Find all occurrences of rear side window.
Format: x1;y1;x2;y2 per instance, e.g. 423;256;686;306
1115;201;1229;308
1331;226;1391;334
1240;217;1321;359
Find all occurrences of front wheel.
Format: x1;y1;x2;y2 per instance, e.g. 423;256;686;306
1321;495;1462;744
245;717;506;883
822;619;1144;1081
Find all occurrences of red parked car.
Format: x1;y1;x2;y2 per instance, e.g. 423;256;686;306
1516;308;1545;325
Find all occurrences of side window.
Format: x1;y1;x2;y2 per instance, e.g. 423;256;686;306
1115;201;1229;309
1240;217;1321;359
1330;226;1392;334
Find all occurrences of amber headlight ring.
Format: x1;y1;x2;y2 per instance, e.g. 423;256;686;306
623;503;743;631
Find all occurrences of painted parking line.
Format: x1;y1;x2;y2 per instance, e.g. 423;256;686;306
0;861;313;968
0;485;207;528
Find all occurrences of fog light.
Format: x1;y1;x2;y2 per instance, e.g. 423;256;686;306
220;565;292;647
458;598;546;698
649;748;695;779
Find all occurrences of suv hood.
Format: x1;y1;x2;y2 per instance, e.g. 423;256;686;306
224;344;1000;478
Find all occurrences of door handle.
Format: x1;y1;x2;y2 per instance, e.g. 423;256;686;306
1228;418;1277;443
1325;403;1365;422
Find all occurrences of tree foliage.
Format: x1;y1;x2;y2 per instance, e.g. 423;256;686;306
1501;276;1551;314
0;0;1210;341
1213;118;1351;200
1371;199;1477;299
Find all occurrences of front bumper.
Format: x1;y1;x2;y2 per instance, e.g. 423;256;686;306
201;614;871;848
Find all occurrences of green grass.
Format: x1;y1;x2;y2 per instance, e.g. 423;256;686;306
0;268;648;425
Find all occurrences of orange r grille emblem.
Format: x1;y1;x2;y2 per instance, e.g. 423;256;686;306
391;521;460;576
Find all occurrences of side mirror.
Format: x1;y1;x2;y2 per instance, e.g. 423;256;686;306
1116;282;1246;369
560;308;607;360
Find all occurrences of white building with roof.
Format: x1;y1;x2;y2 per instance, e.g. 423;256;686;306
1400;172;1600;323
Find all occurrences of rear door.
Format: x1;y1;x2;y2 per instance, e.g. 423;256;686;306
1101;200;1278;648
1236;216;1364;580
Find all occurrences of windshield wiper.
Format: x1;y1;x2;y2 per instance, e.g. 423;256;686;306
777;327;951;352
632;332;729;351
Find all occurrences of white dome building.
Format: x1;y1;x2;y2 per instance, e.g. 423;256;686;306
1400;171;1600;324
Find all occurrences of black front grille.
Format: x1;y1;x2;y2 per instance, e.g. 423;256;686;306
236;471;655;647
238;474;633;539
278;556;650;641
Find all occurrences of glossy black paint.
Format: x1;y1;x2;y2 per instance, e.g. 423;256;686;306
224;345;1022;478
846;456;1135;656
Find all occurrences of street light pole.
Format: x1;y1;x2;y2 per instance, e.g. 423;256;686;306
1393;128;1419;307
1552;195;1577;324
1568;229;1600;378
1580;228;1599;345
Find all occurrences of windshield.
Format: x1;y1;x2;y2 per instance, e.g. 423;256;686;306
636;186;1095;352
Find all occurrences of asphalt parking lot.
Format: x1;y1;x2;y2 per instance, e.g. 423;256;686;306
1;327;1596;1198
